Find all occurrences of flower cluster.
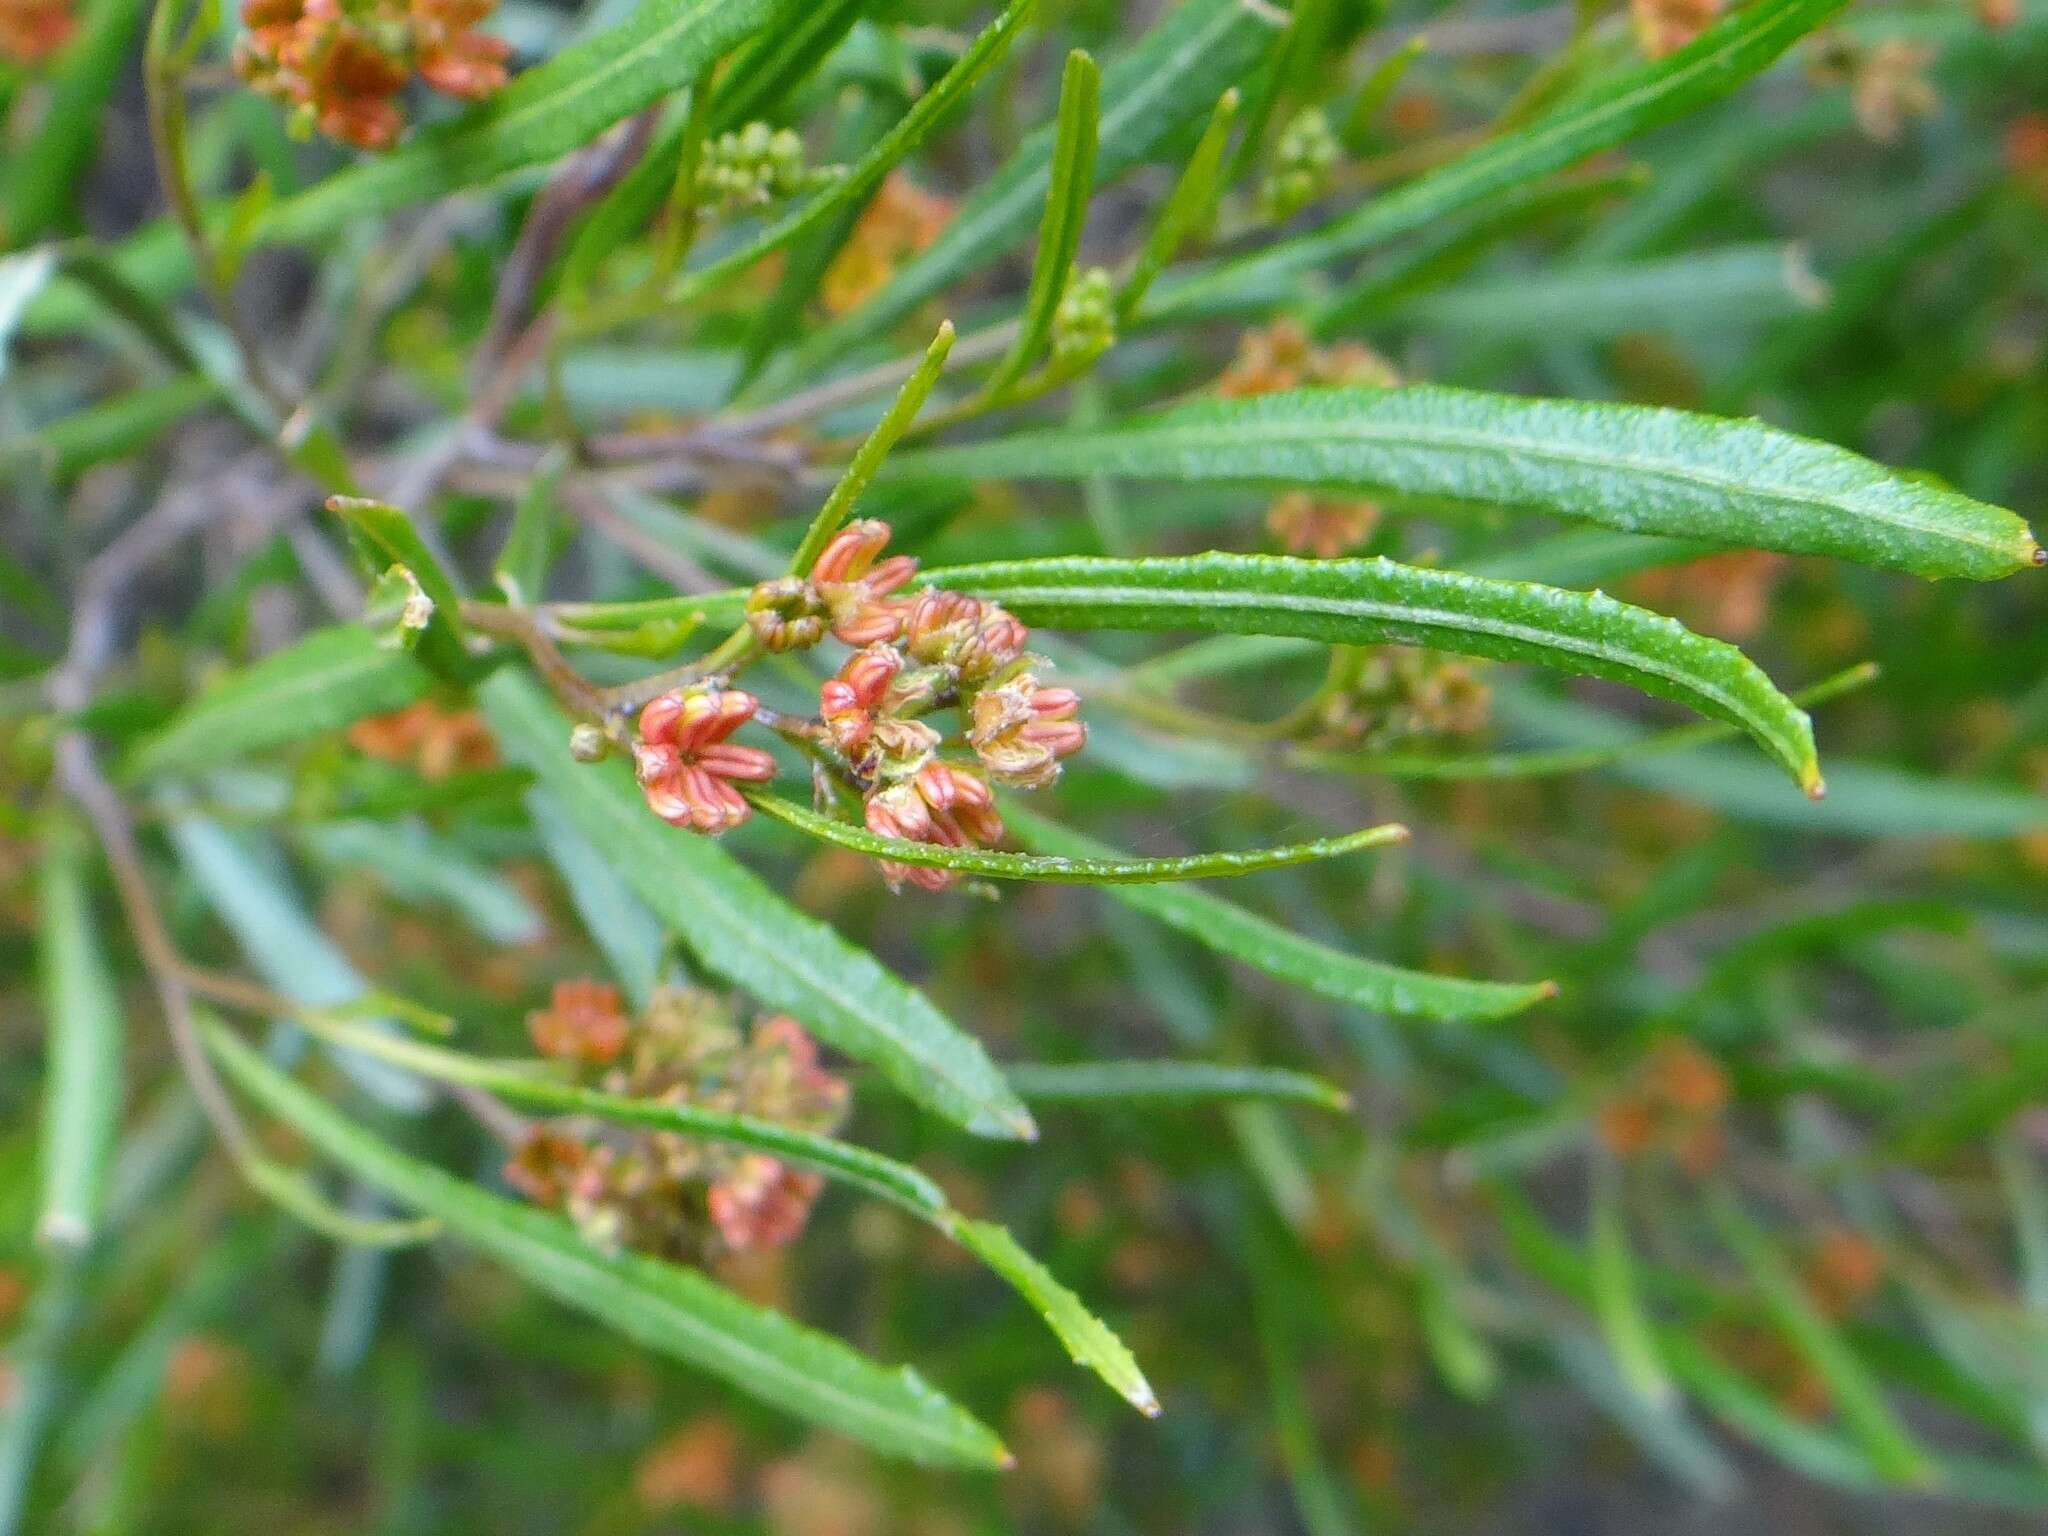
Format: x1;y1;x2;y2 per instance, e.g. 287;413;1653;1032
506;985;849;1262
744;519;1085;890
346;698;497;779
1595;1037;1729;1175
1265;492;1380;559
0;0;72;64
1258;107;1341;221
1310;646;1490;748
1051;266;1116;369
1807;34;1937;145
631;687;777;834
695;121;810;213
1217;318;1400;398
234;0;509;150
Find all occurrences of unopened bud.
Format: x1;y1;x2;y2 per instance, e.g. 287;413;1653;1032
569;723;611;762
1259;107;1340;221
1052;266;1116;368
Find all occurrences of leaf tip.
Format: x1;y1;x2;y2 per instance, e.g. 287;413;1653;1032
1802;767;1827;801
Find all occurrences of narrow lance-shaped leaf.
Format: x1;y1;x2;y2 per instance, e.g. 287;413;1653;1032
670;0;1039;306
0;0;150;243
925;552;1823;792
35;823;124;1253
479;670;1035;1141
886;387;2041;580
1707;1188;1933;1486
1117;86;1239;325
1311;172;1646;336
786;322;956;578
1590;1159;1673;1405
1341;33;1428;149
495;447;568;605
944;1217;1157;1417
1397;242;1827;342
327;497;469;646
1002;805;1554;1022
167;816;431;1112
705;0;875;133
749;791;1407;883
758;0;1283;389
982;49;1099;398
1004;1059;1351;1113
1154;0;1857;317
527;791;665;1010
203;1026;1012;1468
297;820;546;946
283;1013;1157;1413
1490;683;2048;839
294;1014;949;1216
121;626;430;782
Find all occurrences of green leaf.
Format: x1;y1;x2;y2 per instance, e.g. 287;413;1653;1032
167;816;431;1112
34;823;123;1254
1341;33;1428;149
707;0;876;132
242;1157;443;1248
284;1014;949;1218
1707;1189;1932;1486
1003;806;1553;1022
887;387;2041;580
203;1025;1012;1468
297;820;545;946
0;375;217;482
1004;1060;1350;1113
258;0;792;249
761;0;1282;385
982;49;1099;398
121;627;429;782
786;321;956;578
1490;683;2048;838
527;790;665;1010
494;448;568;606
1309;171;1649;336
1589;1159;1672;1405
944;1216;1158;1417
669;0;1038;307
276;1012;1156;1413
751;790;1406;884
924;552;1823;791
1394;242;1827;342
1117;86;1238;324
1154;0;1856;317
0;0;150;243
478;670;1035;1141
326;497;468;647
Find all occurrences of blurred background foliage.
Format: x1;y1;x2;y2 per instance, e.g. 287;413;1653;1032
3;0;2048;1531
